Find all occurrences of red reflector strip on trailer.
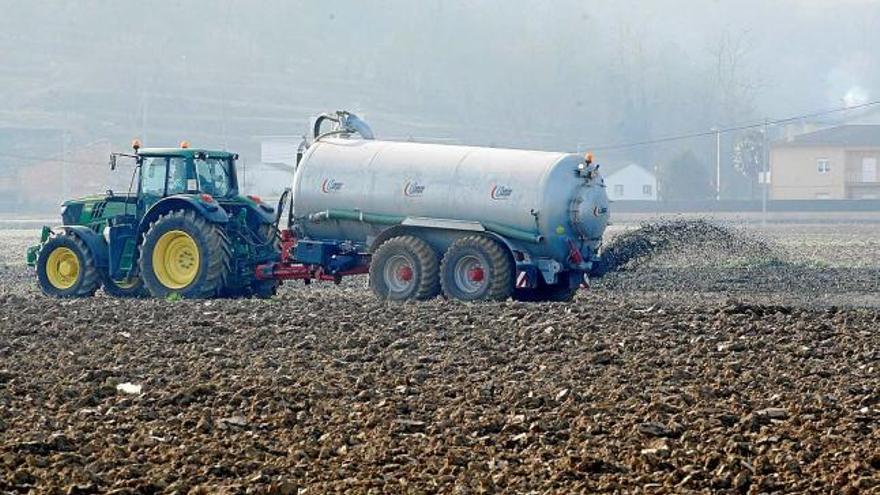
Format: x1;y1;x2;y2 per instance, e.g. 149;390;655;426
516;271;529;288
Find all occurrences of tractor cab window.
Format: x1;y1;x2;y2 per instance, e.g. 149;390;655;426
141;157;190;196
195;157;234;197
141;157;167;197
166;158;189;195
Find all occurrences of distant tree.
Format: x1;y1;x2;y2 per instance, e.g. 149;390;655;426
732;130;764;199
657;150;714;200
708;29;762;125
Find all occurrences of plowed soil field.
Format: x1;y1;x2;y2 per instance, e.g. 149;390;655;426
1;219;878;494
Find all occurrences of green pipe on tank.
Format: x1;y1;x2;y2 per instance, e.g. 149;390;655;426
482;221;545;244
318;209;405;225
310;209;543;244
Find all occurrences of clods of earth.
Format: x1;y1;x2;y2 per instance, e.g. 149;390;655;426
1;221;879;493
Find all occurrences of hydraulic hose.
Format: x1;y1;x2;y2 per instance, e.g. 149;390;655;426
274;189;293;231
312;113;340;140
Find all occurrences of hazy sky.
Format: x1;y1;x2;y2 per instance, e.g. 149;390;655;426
1;0;878;168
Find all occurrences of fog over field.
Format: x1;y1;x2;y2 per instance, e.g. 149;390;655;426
1;1;878;201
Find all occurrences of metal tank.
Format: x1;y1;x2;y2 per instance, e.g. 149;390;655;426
292;131;610;272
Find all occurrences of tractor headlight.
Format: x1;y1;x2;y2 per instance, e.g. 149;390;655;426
103;226;111;244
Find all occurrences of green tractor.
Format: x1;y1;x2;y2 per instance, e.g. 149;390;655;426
26;141;281;299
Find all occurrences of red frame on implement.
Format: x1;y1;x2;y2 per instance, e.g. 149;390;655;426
254;230;370;284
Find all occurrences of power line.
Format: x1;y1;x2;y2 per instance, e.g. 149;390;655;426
583;99;880;151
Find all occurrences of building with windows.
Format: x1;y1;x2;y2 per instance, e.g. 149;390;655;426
603;163;657;201
770;125;880;200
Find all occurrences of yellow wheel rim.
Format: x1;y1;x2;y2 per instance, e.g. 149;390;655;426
46;247;80;289
152;230;200;289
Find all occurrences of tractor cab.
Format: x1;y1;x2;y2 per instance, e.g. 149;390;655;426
111;141;240;214
136;149;238;212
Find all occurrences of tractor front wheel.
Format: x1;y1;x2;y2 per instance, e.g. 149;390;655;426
139;209;231;299
36;234;100;298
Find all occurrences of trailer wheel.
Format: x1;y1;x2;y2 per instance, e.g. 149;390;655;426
36;234;101;298
139;209;231;299
370;236;440;301
440;235;513;302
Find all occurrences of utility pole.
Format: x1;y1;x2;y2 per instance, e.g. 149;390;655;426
714;128;721;201
61;111;71;202
61;129;69;201
761;118;769;226
141;87;149;145
241;157;247;190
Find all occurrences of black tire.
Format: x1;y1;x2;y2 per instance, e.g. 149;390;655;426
36;234;100;298
139;209;231;299
513;280;578;302
370;235;440;301
440;235;513;302
250;223;281;299
100;272;148;298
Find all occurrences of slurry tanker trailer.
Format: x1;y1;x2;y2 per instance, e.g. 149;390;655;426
257;111;610;302
29;110;609;302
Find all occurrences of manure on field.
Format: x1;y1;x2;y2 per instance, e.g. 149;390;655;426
593;219;781;276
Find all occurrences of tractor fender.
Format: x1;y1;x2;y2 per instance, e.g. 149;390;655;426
138;196;229;236
59;225;109;268
239;196;276;224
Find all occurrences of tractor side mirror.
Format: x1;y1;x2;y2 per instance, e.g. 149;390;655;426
110;155;117;170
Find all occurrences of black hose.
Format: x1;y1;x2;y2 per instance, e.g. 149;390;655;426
274;189;292;231
312;113;339;140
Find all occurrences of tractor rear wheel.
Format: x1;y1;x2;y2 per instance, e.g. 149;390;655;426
440;235;513;302
139;209;231;299
370;235;440;301
36;234;100;298
101;273;148;298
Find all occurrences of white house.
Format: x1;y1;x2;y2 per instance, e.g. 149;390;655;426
604;163;657;201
